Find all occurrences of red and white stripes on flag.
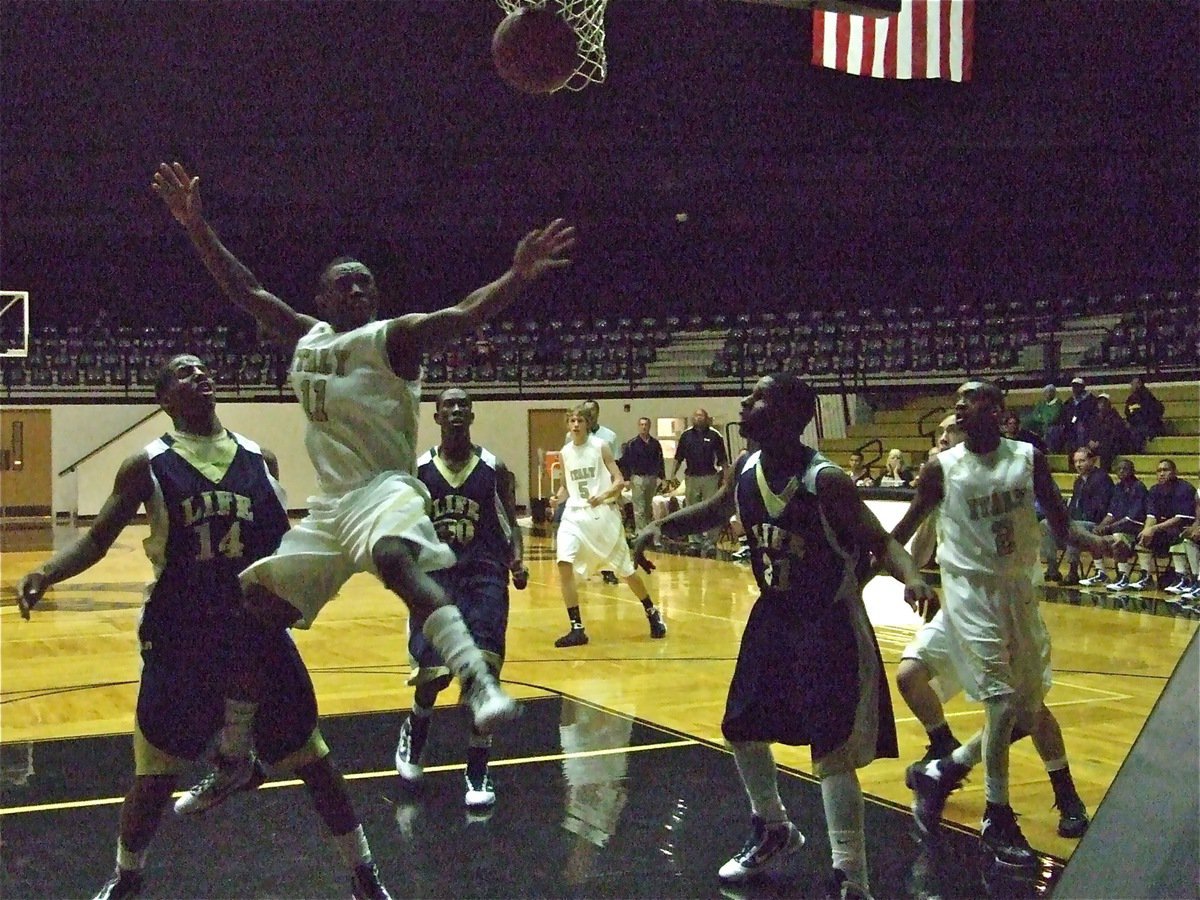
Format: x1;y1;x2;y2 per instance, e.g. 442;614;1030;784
812;0;975;82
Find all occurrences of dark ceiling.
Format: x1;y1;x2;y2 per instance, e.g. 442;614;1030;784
2;0;1197;328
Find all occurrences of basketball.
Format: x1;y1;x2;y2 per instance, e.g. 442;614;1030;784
491;7;579;95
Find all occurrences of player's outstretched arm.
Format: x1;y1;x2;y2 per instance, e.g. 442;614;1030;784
818;467;938;617
17;454;153;619
152;162;316;347
630;453;741;571
891;457;944;548
384;219;575;370
494;460;528;589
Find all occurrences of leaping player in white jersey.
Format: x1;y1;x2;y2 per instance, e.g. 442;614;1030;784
153;162;574;806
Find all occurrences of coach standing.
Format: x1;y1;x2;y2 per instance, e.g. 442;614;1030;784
667;408;729;555
621;417;666;536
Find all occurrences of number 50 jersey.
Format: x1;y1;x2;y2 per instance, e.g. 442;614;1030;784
142;431;290;623
417;445;512;574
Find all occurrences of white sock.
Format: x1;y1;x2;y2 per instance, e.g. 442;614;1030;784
1137;553;1153;579
821;770;867;890
116;839;147;872
1043;756;1068;774
949;735;983;769
982;701;1014;806
422;606;485;681
218;699;257;759
732;742;787;823
332;824;371;870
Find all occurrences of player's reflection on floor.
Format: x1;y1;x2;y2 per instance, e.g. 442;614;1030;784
0;741;34;788
560;698;634;884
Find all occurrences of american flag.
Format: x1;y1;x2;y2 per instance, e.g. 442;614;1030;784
812;0;975;83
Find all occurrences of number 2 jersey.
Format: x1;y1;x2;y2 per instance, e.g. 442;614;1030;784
142;430;289;627
934;438;1039;577
290;319;421;496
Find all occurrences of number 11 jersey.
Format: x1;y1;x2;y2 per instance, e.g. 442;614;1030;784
290;319;421;496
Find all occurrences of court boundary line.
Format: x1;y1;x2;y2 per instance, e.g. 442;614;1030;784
0;738;697;818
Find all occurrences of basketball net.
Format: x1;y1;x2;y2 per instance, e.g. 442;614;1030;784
495;0;608;90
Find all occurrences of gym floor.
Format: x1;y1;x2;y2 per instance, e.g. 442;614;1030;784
1;695;1059;899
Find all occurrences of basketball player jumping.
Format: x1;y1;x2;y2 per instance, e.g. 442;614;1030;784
632;372;935;899
18;355;392;900
152;161;573;807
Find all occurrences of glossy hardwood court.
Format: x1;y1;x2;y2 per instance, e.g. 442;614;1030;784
2;523;1197;898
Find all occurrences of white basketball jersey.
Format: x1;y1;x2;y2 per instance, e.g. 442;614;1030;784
561;436;611;508
290;319;420;495
935;438;1039;576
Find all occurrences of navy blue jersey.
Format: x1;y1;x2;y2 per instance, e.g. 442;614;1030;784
723;446;896;760
417;445;512;574
735;447;856;610
142;431;289;626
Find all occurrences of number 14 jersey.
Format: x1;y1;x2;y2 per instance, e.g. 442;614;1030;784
734;447;853;608
143;430;289;623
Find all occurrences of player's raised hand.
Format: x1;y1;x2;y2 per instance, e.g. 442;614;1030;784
17;571;49;621
512;219;576;281
151;162;203;226
629;527;659;575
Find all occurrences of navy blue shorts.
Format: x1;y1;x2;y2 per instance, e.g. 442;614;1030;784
136;610;318;765
410;565;509;672
720;592;897;761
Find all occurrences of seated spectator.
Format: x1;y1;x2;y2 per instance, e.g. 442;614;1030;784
1000;410;1047;452
651;479;686;528
845;451;876;488
1175;487;1200;604
1049;376;1098;453
1084;394;1133;472
1041;446;1112;585
877;448;914;488
1123;375;1165;452
1083;459;1149;588
1022;383;1062;441
1118;459;1197;591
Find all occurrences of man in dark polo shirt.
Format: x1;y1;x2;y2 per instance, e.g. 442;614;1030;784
621;417;666;537
667;408;729;555
1041;445;1112;584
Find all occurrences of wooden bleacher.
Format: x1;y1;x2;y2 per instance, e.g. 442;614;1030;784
820;380;1199;493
